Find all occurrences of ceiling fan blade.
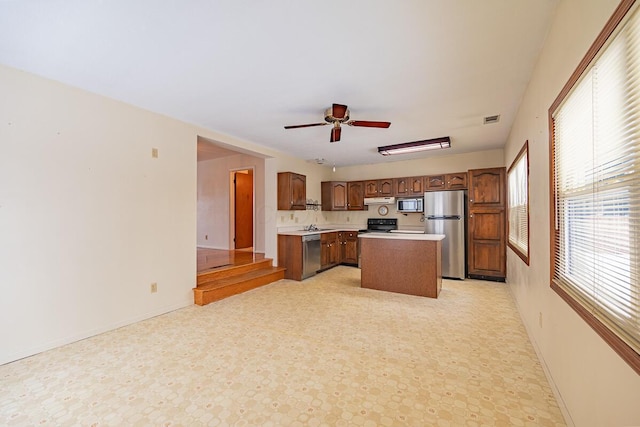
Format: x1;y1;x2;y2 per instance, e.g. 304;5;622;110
330;126;342;142
347;120;391;128
284;123;328;129
332;103;348;120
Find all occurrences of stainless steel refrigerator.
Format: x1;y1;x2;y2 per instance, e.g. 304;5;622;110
424;190;466;279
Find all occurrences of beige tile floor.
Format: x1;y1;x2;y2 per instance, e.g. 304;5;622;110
0;266;566;426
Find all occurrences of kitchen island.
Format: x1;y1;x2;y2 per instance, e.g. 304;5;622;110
359;233;445;298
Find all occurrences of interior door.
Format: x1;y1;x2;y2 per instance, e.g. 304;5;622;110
234;171;253;249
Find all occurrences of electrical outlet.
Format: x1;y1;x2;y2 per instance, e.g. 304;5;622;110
539;312;543;328
347;216;350;222
280;216;284;222
205;234;208;240
151;148;159;158
151;283;158;293
290;213;294;220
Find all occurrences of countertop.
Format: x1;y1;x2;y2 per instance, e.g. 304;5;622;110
277;228;360;236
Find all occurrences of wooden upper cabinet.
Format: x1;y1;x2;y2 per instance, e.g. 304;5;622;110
365;179;394;197
395;176;424;196
468;168;506;207
322;181;366;211
278;172;306;210
347;181;366;210
425;175;446;190
321;181;347;211
446;172;467;190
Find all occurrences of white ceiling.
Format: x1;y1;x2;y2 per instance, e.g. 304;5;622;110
0;0;558;167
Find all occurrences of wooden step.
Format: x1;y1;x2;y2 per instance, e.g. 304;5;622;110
193;265;286;306
197;258;274;286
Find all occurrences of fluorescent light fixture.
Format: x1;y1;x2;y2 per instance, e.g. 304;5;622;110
378;136;451;156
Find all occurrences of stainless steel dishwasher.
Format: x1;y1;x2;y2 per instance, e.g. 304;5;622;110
302;234;321;279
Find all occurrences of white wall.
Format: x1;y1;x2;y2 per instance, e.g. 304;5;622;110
0;64;283;365
197;154;265;251
504;1;640;426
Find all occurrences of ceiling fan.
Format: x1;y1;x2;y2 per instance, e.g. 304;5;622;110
284;103;391;142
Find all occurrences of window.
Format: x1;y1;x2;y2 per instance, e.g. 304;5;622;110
507;141;529;265
550;0;640;374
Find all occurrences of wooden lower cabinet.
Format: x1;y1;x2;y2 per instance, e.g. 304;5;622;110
277;234;304;280
467;208;506;280
339;231;359;265
321;232;340;269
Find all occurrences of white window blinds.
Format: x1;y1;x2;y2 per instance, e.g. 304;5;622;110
508;143;529;263
552;4;640;356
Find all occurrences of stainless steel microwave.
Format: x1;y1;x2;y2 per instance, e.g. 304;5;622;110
397;197;423;213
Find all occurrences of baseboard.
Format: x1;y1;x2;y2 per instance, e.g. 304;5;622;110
505;281;575;427
1;298;192;366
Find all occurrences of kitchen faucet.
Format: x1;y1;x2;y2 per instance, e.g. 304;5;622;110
306;224;318;231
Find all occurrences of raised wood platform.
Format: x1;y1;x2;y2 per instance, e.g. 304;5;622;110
194;249;285;306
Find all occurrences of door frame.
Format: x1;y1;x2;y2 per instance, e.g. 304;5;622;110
229;167;255;250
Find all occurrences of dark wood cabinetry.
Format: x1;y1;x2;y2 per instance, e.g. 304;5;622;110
446;172;468;190
365;179;394;197
277;172;306;210
467;168;506;280
321;232;340;269
394;176;424;196
339;231;359;265
321;181;366;211
277;234;304;280
321;181;348;211
425;175;446;190
425;172;468;191
347;181;366;210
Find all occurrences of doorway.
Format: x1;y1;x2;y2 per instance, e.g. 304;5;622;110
231;169;254;250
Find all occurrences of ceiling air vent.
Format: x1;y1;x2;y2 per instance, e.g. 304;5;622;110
484;115;500;125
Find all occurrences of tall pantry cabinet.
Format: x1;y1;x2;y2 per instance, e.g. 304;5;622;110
467;167;506;281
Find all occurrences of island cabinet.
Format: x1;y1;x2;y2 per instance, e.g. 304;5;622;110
394;176;424;196
320;232;340;269
321;181;366;211
360;234;443;298
467;167;506;280
339;231;359;265
365;179;394;197
278;172;306;210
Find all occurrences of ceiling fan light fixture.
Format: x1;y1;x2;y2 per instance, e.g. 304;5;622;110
378;137;451;156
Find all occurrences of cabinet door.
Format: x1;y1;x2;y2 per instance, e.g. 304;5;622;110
330;182;347;210
278;172;307;210
425;175;446;190
446;172;467;190
347;181;365;210
409;176;424;195
365;180;379;197
321;232;339;268
343;232;359;265
468;208;506;278
394;177;410;196
378;179;394;196
468;168;505;207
